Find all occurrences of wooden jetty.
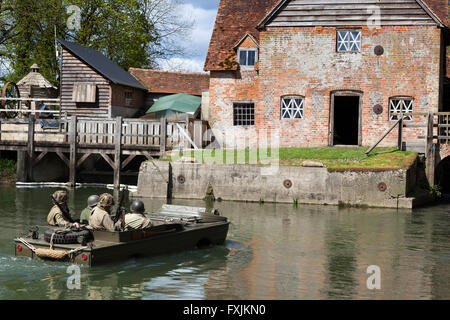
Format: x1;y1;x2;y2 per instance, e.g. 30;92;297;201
0;109;209;188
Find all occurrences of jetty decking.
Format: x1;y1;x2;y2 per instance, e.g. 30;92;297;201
0;114;203;188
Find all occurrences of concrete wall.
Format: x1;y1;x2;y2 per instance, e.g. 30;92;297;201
136;161;419;209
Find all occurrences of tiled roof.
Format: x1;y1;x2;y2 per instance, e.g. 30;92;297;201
205;0;448;71
204;0;279;71
129;68;210;96
422;0;448;26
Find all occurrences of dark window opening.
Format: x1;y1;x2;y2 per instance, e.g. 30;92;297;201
436;157;450;194
233;103;254;126
333;96;360;145
444;80;450;112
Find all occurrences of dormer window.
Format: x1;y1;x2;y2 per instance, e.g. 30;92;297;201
234;33;259;69
239;48;257;67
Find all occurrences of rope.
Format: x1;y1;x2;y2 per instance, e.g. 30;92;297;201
17;234;88;261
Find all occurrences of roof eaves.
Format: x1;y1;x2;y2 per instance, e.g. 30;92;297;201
257;0;288;29
416;0;446;28
233;33;259;49
57;38;147;91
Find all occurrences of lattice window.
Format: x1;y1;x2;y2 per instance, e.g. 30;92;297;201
337;30;361;52
281;96;304;119
389;98;414;121
233;103;255;126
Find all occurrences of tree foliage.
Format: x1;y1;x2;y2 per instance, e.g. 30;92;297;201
0;0;192;86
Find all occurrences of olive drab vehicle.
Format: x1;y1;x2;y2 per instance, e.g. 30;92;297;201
14;204;229;266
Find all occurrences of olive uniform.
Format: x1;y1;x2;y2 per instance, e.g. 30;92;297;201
79;207;92;225
80;195;99;224
124;200;152;231
89;193;122;231
47;190;76;228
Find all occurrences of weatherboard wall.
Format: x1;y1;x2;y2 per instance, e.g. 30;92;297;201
60;48;111;118
264;0;437;27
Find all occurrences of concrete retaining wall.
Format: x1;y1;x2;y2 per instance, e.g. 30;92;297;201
136;161;420;209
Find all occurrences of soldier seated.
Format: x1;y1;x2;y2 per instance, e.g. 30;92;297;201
89;193;123;231
80;195;99;225
47;190;80;228
124;200;152;231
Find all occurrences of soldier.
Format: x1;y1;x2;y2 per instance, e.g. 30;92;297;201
79;195;99;225
89;193;123;231
124;200;152;231
47;190;80;228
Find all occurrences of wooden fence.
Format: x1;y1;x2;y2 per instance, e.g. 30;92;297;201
0;113;213;188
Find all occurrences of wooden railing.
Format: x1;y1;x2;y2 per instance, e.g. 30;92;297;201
366;112;450;156
0;115;211;152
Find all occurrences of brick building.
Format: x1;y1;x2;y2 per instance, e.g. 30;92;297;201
205;0;449;148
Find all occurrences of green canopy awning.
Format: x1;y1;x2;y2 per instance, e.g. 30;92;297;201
146;93;201;115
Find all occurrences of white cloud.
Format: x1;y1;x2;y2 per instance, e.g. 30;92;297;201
159;3;217;72
157;57;206;73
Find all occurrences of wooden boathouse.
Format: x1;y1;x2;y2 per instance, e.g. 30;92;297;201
0;39;212;188
57;38;148;119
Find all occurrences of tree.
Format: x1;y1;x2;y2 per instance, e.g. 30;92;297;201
0;0;16;81
1;0;193;85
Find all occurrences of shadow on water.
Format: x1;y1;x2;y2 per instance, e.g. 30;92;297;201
323;224;358;299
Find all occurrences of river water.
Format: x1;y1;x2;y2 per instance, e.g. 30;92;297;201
0;186;449;300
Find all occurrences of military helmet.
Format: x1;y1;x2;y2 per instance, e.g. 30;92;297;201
130;200;145;214
87;195;99;208
52;190;68;204
97;193;115;208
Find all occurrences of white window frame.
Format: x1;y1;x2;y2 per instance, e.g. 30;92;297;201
237;47;258;69
281;96;304;120
389;97;414;121
337;30;362;52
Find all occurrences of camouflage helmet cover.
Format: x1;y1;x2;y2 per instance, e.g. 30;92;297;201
97;193;115;208
52;190;68;204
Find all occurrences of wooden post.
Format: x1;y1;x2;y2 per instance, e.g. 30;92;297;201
160;117;167;157
69;115;78;187
194;120;203;150
398;117;403;151
27;115;35;182
425;112;435;186
114;116;123;189
185;115;191;150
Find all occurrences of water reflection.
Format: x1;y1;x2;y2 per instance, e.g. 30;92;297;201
0;186;449;299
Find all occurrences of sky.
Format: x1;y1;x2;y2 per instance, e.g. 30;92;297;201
0;1;220;79
157;0;220;73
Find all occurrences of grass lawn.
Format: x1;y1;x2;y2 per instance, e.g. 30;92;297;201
163;147;418;171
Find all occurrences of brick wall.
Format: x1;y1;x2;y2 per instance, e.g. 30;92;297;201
209;25;442;148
